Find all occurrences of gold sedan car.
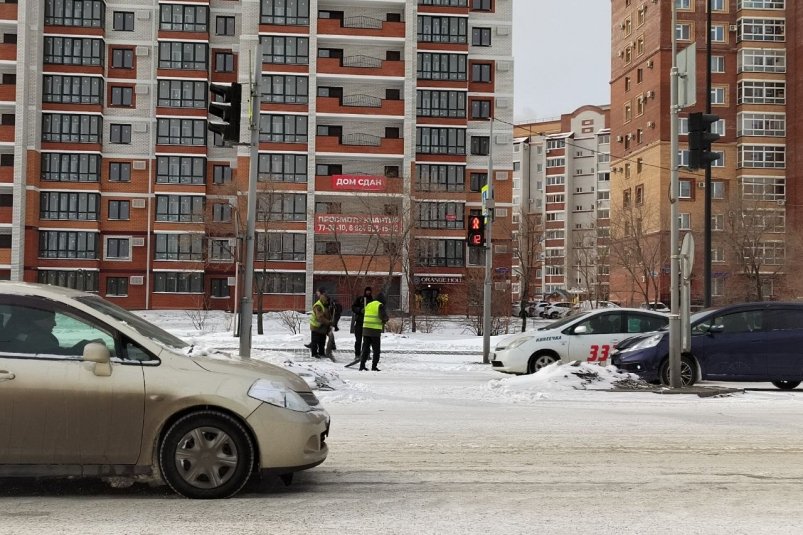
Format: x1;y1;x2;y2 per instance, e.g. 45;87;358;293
0;282;329;499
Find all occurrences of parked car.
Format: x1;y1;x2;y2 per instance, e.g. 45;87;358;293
0;282;330;498
611;302;803;389
542;302;574;319
491;308;669;374
640;302;670;313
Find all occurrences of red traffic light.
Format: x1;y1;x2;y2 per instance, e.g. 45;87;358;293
467;215;485;247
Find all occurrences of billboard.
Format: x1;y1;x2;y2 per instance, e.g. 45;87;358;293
331;174;386;191
314;214;401;235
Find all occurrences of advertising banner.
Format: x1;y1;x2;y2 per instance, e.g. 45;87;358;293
314;214;401;235
331;174;387;191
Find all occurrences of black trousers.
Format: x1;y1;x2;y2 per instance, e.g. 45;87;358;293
310;331;327;357
359;335;381;369
353;326;364;356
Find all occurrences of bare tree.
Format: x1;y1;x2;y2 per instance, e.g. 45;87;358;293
507;212;543;332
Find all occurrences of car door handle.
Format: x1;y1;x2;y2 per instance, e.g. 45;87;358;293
0;370;15;381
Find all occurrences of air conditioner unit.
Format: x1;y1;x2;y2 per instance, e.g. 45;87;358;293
618;50;624;58
729;24;737;32
777;199;786;206
647;121;655;128
626;133;633;140
227;277;236;286
132;237;145;247
646;90;655;98
646;59;654;68
130;276;144;286
697;181;705;189
620;22;626;30
131;198;146;209
132;160;147;170
616;135;624;142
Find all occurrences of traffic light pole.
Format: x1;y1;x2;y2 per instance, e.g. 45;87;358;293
482;118;494;364
239;42;261;359
703;0;713;308
668;2;682;388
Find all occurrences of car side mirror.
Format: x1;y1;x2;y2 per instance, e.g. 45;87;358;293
707;324;724;335
573;325;589;334
83;342;112;376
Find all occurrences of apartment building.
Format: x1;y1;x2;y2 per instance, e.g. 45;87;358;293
610;0;802;305
0;1;15;276
513;106;611;303
11;0;514;313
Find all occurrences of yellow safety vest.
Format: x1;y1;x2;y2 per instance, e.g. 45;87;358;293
362;300;383;331
310;299;325;328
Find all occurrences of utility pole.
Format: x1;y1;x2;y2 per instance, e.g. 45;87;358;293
482;118;495;364
703;0;713;308
668;1;682;388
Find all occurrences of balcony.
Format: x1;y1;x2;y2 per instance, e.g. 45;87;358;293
317;94;403;117
317;56;404;78
316;134;403;155
318;16;405;39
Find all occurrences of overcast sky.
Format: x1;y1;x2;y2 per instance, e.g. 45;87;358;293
512;0;612;122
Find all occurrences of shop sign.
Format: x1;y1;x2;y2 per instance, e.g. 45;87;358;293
314;214;401;235
332;174;386;191
413;276;462;285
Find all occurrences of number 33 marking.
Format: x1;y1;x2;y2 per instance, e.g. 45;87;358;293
588;344;611;363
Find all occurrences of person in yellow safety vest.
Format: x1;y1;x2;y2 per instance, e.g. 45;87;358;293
308;290;331;358
358;292;389;371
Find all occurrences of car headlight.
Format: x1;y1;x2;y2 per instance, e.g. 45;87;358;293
497;336;533;351
622;333;665;352
248;379;311;412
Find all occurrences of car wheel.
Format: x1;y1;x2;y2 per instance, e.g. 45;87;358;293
528;353;558;374
771;380;801;390
659;356;698;387
159;411;254;499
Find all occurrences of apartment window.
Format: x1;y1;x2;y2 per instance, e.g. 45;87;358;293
635;185;644;205
546;157;565;168
471;0;492;10
711;24;726;42
209;239;234;262
42;114;101;143
213;165;232;184
675;0;691;9
546;139;565;150
41;153;100;182
315;240;340;255
108;200;130;220
105;237;130;260
40;192;99;220
110;86;133;107
39;231;99;259
712;214;724;231
113;11;134;31
44;37;103;66
157;80;207;108
636;36;645;56
106;277;128;296
43;75;103;104
739;49;786;75
738;80;785;105
418;53;468;81
256;193;306;221
214;52;235;72
624;102;632;123
216;16;235;35
469;172;487;192
675;23;691;41
259;114;308;143
741;176;785;201
417;202;465;229
155;234;204;261
471;27;492;47
711;0;726;9
712;56;725;73
470;99;491;119
258;154;308;183
109;124;132;144
156;118;207;145
417;15;467;43
159;4;209;32
253;272;305;294
679;180;692;199
416;127;466;155
158;42;209;70
416;164;465;192
738;112;785;136
109;162;131;182
738;18;785;42
416;239;465;267
711;87;726;105
637;6;646;26
261;75;309;104
738;0;784;7
45;0;105;27
712;248;725;263
420;0;469;5
417;90;466;118
38;270;99;292
471;62;492;82
256;233;306;261
260;0;310;25
210;279;230;298
624;76;631;92
154;272;204;293
738;145;785;168
261;36;309;64
470;136;490;156
155;195;205;222
636;94;645;116
679;213;691;230
111;48;133;69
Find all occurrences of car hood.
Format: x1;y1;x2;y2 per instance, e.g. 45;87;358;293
191;355;311;392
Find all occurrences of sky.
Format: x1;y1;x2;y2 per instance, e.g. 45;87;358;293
513;0;612;123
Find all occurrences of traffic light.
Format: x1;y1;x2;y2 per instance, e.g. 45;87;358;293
208;83;242;144
467;215;485;248
687;112;720;170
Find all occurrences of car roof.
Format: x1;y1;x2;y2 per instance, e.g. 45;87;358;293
0;281;86;301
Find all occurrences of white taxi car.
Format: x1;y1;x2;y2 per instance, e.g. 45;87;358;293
491;308;668;374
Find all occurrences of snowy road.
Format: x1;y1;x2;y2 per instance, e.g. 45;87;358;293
2;353;803;534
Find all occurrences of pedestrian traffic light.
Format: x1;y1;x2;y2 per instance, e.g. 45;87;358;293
208;83;242;144
687;112;720;170
467;215;485;248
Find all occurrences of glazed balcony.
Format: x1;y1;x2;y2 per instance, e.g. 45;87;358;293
316;133;403;155
317;55;404;78
317;16;405;39
317;94;404;117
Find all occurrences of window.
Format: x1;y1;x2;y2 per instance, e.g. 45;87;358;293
624;102;632;123
108;200;130;220
712;56;725;73
45;0;105;27
40;192;99;220
710;0;725;9
711;24;725;42
159;4;209;32
675;23;691;41
471;62;492;82
106;277;128;296
416;239;465;267
712;214;724;231
745;242;784;266
679;213;691;230
471;27;491;46
154;272;204;293
259;114;308;143
212;203;232;222
113;11;134;31
470;136;489;156
635;185;644;205
636;36;644;56
111;48;133;69
44;37;103;66
157;80;207;108
38;270;99;292
471;0;491;10
418;16;467;43
712;277;724;297
261;74;309;104
417;202;465;229
41;153;100;182
158;42;209;70
675;0;691;9
214;52;235;72
155;234;204;260
253;272;305;294
260;0;310;25
470;99;491;119
39;231;99;259
737;0;784;7
216;16;235;35
261;36;309;64
418;53;468;81
737;112;785;136
738;80;785;105
679;180;692;199
711;181;725;199
738;18;785;42
738;145;785;168
417;90;466;118
42;114;102;143
105;237;130;260
210;279;230;298
209;239;235;262
256;233;306;261
109;162;131;182
258;154;308;183
420;0;468;5
156;195;204;222
711;86;726;105
43;75;103;104
469;172;487;192
416;164;465;192
741;176;785;201
256;193;306;221
110;86;133;107
156;156;205;185
109;124;132;144
416;127;466;155
156;118;207;145
213;165;232;184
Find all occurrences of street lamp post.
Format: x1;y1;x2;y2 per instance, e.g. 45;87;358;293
482;118;495;364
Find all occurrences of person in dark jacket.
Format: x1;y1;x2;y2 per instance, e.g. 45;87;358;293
358;292;389;371
345;287;373;368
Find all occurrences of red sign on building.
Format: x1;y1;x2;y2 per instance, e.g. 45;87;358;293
314;214;401;235
331;174;386;191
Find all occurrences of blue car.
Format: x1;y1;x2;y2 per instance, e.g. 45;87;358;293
611;302;803;389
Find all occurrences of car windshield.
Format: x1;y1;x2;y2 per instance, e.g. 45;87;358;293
538;311;590;330
76;295;189;350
